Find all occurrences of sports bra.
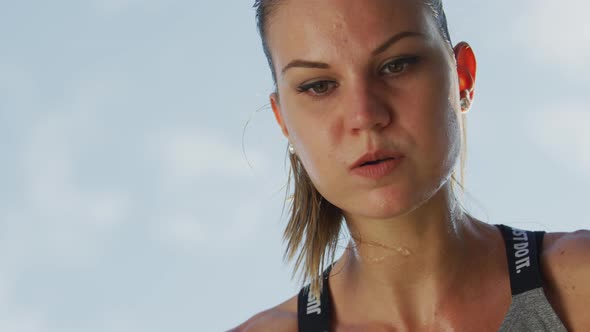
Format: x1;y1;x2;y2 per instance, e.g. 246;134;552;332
297;224;568;331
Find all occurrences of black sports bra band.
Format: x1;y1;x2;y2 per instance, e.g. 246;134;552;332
496;224;545;295
297;224;546;331
297;265;333;332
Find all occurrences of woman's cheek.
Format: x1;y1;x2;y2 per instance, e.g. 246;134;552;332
307;140;332;179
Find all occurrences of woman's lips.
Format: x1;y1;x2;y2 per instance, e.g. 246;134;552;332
350;150;405;170
350;157;404;179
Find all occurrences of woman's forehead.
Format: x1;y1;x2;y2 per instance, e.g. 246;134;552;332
267;0;436;72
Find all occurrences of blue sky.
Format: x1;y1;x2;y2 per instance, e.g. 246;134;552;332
0;0;588;331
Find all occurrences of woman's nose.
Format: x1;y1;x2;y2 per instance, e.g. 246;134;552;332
344;82;392;134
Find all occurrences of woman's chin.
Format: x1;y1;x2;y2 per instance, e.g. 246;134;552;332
342;195;415;221
340;186;434;221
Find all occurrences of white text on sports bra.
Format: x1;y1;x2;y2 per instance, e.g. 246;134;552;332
306;292;321;315
512;229;531;274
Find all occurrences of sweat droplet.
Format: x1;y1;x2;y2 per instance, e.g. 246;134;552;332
396;247;412;256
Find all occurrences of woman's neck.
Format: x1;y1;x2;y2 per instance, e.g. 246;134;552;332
332;184;492;326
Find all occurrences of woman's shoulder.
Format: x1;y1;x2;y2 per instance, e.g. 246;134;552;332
228;295;298;332
542;229;590;275
541;229;590;331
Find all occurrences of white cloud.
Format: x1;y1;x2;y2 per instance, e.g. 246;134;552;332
151;214;207;253
525;101;590;176
15;110;133;271
23;113;130;230
0;315;47;332
513;0;590;73
149;128;282;256
155;130;270;181
85;192;131;230
151;197;267;255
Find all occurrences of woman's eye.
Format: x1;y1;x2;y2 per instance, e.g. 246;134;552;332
381;56;419;75
297;81;337;97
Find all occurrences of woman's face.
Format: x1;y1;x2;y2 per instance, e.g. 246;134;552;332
268;0;464;220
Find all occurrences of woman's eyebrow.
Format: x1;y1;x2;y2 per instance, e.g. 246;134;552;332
281;60;330;75
280;31;424;75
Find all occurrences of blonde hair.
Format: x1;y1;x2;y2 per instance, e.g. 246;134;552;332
282;152;343;298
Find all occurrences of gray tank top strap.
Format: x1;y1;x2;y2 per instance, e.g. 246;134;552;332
495;224;568;331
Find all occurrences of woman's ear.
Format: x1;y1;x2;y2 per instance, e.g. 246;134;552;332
270;92;289;138
453;42;477;109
